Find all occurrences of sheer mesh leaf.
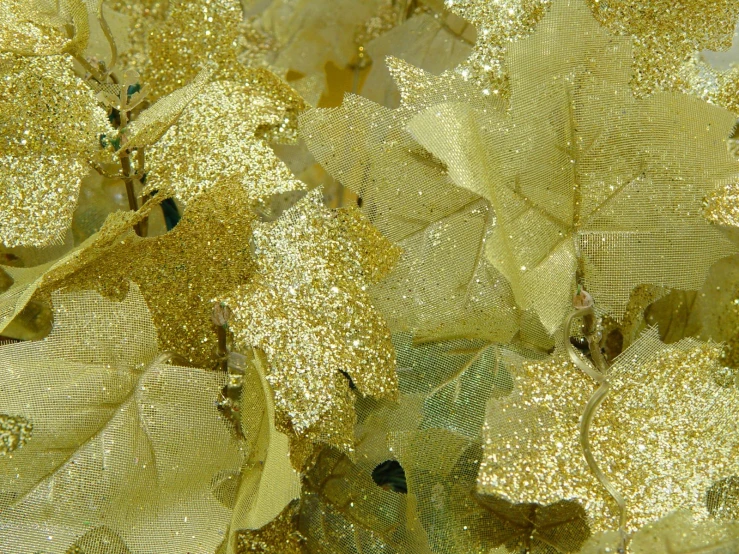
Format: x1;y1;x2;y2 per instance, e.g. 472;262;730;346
361;12;473;107
298;395;431;554
144;75;306;206
394;333;540;439
390;430;590;554
408;0;739;333
224;190;399;450
222;349;301;554
0;285;244;553
0;53;112;247
300;72;524;345
122;67;210;150
479;328;739;533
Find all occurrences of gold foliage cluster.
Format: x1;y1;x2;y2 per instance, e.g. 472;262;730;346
3;0;739;553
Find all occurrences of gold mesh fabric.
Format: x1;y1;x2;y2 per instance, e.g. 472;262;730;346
300;71;525;346
407;0;739;333
0;285;244;553
479;328;739;534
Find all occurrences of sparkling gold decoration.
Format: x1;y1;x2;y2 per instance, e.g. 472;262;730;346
0;285;244;553
145;0;247;101
0;0;68;55
103;0;170;71
408;0;739;332
29;182;255;368
0;413;33;455
234;500;305;554
479;329;739;533
226;189;400;449
144;75;305;205
0;53;112;247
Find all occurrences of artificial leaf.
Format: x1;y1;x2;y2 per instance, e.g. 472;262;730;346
232;500;305;554
479;328;739;534
144;75;306;206
408;0;739;333
390;430;590;554
221;349;301;554
225;189;400;450
0;285;244;553
298;395;432;553
145;0;248;101
0;52;112;247
122;67;211;150
102;0;169;71
5;180;254;368
394;333;522;439
0;0;68;55
300;64;531;347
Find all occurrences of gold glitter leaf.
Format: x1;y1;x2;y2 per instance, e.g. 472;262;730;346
408;0;739;333
122;67;210;150
144;75;306;206
479;329;739;534
0;53;112;247
145;0;247;101
233;500;305;554
0;1;68;55
0;285;244;552
225;189;400;450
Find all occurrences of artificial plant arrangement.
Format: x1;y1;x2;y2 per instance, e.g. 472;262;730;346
2;0;739;553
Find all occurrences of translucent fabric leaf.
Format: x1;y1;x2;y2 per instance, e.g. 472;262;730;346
479;328;739;534
390;430;590;554
144;75;306;206
0;53;112;247
122;67;210;151
298;395;432;554
408;0;739;333
232;500;305;554
225;189;400;450
582;511;739;553
360;11;473;107
218;349;301;554
300;73;525;346
145;0;248;101
0;285;244;553
393;333;524;439
4;181;254;368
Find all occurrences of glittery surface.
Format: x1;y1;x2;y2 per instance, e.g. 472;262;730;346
34;181;256;368
0;414;32;455
145;75;305;205
479;329;739;533
0;1;68;55
0;53;111;247
704;181;739;228
408;0;739;332
587;0;739;96
234;500;305;554
226;190;400;449
104;0;170;71
145;0;247;101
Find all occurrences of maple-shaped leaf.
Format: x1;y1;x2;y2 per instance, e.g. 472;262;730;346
299;395;432;553
0;53;112;247
408;0;739;333
393;333;537;439
300;62;538;347
0;285;244;553
479;328;739;534
225;189;400;450
144;74;306;206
